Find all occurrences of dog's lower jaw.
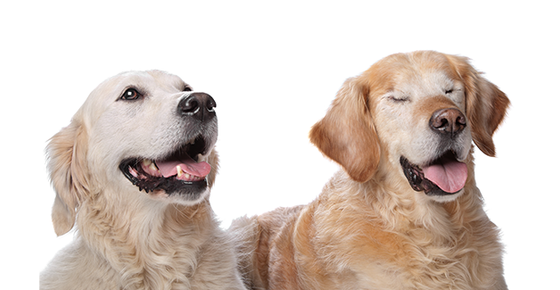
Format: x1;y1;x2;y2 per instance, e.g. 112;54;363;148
425;188;465;203
164;187;211;206
399;156;465;200
126;181;211;206
119;158;212;204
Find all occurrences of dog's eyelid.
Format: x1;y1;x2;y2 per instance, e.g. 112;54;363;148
388;95;410;103
119;87;144;101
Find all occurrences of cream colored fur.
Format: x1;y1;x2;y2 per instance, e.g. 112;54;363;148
40;70;245;290
231;51;509;289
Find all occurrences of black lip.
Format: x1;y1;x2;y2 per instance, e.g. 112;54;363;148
118;135;211;196
399;156;461;196
119;159;208;195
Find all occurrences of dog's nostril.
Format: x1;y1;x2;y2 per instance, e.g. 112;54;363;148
181;97;200;114
430;108;466;136
178;93;216;121
206;97;217;112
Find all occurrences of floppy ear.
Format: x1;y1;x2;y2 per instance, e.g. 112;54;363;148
447;55;510;156
206;149;219;188
468;78;510;156
46;120;90;236
309;77;380;182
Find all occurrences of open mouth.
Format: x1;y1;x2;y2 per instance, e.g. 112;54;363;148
119;136;212;195
400;151;468;196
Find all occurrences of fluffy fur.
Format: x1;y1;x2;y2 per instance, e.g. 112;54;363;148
231;51;509;289
41;70;245;290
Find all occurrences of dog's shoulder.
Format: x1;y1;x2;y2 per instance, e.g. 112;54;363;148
40;238;120;290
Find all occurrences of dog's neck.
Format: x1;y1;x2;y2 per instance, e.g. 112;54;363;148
75;191;215;288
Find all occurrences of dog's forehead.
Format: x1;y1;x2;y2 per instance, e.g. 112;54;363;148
116;70;187;92
92;71;188;102
396;68;455;94
394;55;456;88
79;70;188;124
364;52;462;96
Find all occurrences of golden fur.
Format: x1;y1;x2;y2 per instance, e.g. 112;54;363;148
231;51;509;289
40;70;245;290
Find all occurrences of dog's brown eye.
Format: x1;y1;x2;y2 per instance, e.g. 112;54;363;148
121;88;141;100
184;86;193;92
445;89;454;94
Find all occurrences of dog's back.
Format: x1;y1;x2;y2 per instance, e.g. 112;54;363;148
231;205;311;289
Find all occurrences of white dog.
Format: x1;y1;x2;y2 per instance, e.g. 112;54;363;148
40;70;245;290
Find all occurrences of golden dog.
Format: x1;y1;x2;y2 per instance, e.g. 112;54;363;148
40;70;245;290
232;51;509;289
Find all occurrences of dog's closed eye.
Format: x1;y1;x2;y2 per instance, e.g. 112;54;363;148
388;95;410;103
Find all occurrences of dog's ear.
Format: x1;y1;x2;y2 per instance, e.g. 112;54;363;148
46;119;90;236
447;55;510;157
310;77;380;182
469;79;510;156
206;149;219;188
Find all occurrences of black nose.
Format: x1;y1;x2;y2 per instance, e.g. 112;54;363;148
429;108;466;137
178;93;216;122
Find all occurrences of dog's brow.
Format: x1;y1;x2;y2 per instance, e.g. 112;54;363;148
179;81;192;91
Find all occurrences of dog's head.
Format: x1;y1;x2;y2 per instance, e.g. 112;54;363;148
46;70;219;235
310;51;509;202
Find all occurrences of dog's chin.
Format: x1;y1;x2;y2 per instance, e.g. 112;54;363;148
149;187;211;206
163;179;210;205
399;150;468;201
424;188;465;203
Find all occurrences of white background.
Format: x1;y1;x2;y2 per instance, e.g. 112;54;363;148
2;1;559;289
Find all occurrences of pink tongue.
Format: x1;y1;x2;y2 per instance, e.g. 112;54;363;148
156;155;211;178
423;160;468;193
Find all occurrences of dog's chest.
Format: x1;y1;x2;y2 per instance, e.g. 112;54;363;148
347;229;488;290
97;221;209;289
112;241;201;289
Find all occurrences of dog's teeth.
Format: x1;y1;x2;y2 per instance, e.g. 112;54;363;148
129;167;138;178
177;165;183;177
149;162;158;172
175;165;194;180
142;159;152;166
